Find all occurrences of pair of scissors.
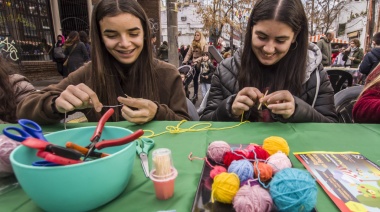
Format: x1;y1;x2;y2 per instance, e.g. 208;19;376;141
136;138;155;178
84;108;145;161
3;119;47;142
3;119;82;166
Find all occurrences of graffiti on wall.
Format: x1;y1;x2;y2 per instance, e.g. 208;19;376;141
0;37;19;61
149;18;159;34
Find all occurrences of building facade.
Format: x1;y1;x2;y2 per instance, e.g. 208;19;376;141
0;0;160;62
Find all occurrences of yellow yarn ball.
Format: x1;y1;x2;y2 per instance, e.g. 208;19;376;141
262;136;290;156
211;172;240;204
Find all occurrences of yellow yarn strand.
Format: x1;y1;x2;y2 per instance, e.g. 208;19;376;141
142;112;249;139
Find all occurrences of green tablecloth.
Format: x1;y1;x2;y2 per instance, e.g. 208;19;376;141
1;121;379;212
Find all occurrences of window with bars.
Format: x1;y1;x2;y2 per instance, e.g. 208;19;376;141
0;0;54;61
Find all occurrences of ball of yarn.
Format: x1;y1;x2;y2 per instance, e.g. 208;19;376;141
223;149;258;167
228;160;254;182
248;145;270;160
210;165;227;179
269;168;317;212
267;151;292;174
207;141;231;163
253;162;273;182
0;135;21;177
262;136;290;156
233;185;273;212
212;172;240;204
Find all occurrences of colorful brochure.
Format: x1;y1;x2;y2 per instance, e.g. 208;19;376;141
294;151;380;212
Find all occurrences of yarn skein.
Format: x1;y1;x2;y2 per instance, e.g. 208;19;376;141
269;168;317;212
207;141;231;163
228;159;254;183
253;162;273;182
266;151;292;174
233;184;273;212
211;172;240;204
210;165;227;179
262;136;290;156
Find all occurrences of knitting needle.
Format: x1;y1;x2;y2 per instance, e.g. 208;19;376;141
257;90;268;110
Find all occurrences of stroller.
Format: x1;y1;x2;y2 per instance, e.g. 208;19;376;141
178;65;195;99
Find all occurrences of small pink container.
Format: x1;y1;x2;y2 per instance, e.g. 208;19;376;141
150;168;178;200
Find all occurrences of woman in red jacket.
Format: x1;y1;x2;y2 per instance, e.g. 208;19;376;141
353;64;380;123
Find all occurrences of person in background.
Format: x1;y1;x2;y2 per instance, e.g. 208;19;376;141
317;31;335;67
52;35;66;76
359;32;380;76
63;31;90;77
343;38;364;68
331;46;346;67
151;33;157;57
331;45;340;63
157;41;169;62
200;0;337;123
0;58;35;124
38;38;51;61
353;64;380;123
79;31;91;58
182;30;209;103
223;51;231;59
199;52;215;98
180;44;189;61
17;0;189;125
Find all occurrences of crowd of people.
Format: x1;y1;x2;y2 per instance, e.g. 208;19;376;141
2;0;380;126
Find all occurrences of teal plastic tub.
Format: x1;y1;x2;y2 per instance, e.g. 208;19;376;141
10;126;136;212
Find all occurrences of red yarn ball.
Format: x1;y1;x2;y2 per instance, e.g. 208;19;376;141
253;162;273;182
249;145;270;160
210;165;227;179
223;150;250;167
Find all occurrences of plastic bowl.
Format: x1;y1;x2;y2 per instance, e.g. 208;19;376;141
10;126;136;212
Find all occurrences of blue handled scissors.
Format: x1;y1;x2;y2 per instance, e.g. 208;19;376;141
136;138;155;177
2;119;47;142
2;119;59;166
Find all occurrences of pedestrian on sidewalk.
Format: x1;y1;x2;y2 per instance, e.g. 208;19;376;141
17;0;190;125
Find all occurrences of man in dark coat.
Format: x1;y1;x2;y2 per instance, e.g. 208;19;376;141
359;32;380;76
317;31;335;67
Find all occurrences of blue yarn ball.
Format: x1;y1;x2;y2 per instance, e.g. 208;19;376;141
269;168;317;212
227;159;254;183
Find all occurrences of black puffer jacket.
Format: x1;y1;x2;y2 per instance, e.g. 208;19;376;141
359;47;380;75
200;43;338;123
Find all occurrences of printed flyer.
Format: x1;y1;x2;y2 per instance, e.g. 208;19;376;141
294;151;380;212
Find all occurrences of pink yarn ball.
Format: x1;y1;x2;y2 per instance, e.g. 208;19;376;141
207;141;230;163
266;151;292;174
210;165;227;179
0;135;20;177
233;184;273;212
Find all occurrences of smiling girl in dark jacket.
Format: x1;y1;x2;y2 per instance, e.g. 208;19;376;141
200;0;338;123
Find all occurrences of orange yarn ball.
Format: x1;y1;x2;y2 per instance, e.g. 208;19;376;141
262;136;290;156
253;162;273;182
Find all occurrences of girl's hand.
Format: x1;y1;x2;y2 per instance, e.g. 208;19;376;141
260;90;295;119
117;96;158;124
231;87;263;117
55;83;103;113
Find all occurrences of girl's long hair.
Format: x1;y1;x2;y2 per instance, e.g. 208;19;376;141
191;30;207;53
239;0;308;95
64;31;79;47
90;0;157;120
0;59;17;123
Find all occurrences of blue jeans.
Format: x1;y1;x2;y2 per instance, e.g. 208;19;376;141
200;83;210;98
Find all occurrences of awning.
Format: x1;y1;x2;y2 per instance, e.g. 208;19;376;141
309;34;349;44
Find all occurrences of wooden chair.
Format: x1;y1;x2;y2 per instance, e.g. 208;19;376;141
327;69;353;93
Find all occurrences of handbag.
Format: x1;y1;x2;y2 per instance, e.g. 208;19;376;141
63;44;77;67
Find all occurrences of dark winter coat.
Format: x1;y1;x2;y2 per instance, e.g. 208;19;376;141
64;42;90;75
200;43;338;123
359;47;380;75
316;37;332;66
199;60;215;84
157;43;169;62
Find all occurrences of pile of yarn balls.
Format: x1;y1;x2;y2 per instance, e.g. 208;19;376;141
207;136;318;212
